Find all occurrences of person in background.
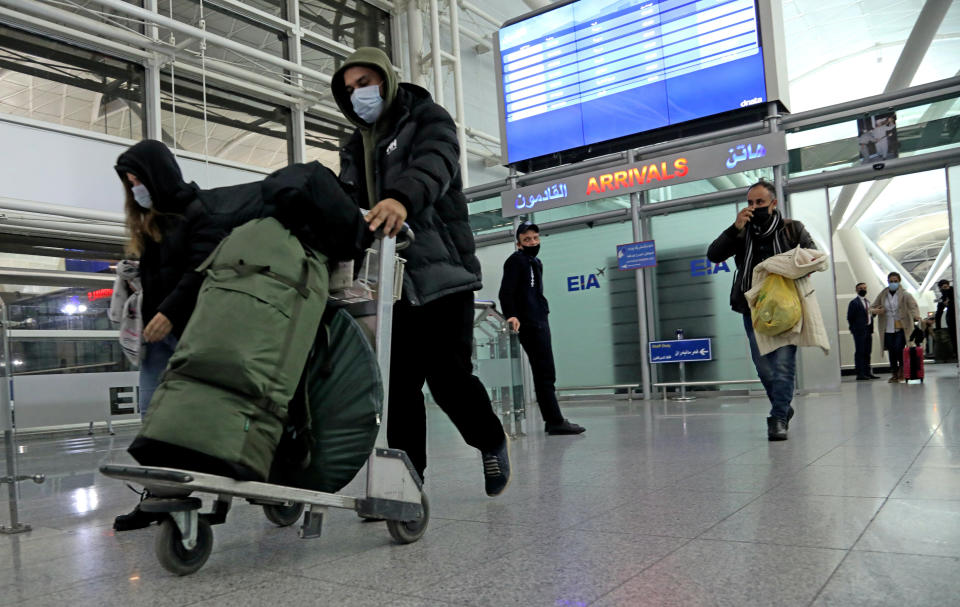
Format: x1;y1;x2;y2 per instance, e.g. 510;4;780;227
331;47;510;497
847;282;879;380
935;279;956;359
870;272;921;383
499;222;584;435
112;139;223;530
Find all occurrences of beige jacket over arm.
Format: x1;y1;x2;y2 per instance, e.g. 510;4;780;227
744;247;831;356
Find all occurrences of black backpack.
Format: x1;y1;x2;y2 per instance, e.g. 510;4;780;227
195;161;371;263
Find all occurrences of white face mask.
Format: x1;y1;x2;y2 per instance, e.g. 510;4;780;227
350;84;384;123
131;184;152;209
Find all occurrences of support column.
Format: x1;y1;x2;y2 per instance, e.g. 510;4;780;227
143;0;162;140
406;0;425;87
632;190;652;400
428;0;444;105
448;0;469;186
285;0;306;163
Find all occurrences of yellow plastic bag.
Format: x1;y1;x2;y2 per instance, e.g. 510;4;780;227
752;274;802;336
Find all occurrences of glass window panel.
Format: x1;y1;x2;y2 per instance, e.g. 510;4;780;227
158;0;287;83
649;202;757;387
299;0;392;54
468;196;513;235
304;112;352;172
0;25;145;139
534;222;636;387
787;189;841;392
160;70;290;170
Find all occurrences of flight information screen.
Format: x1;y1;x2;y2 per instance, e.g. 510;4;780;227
498;0;768;164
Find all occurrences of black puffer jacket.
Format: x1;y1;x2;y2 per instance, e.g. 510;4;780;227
333;49;481;306
115;140;224;336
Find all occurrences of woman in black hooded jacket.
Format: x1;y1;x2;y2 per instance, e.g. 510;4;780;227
112;139;224;530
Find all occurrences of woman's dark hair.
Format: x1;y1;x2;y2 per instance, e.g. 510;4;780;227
887;272;901;281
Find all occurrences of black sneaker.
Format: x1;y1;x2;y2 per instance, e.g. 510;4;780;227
545;419;586;435
481;435;511;497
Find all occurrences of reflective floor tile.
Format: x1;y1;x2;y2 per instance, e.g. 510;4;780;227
811;551;960;606
892;467;960;499
854;498;960;557
411;529;683;607
590;538;845;607
576;489;759;538
768;466;903;498
700;494;884;549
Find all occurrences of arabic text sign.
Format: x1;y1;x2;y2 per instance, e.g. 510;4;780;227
502;132;788;218
617;241;656;270
649;338;712;364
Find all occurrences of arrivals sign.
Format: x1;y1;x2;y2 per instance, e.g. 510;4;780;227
502;132;788;218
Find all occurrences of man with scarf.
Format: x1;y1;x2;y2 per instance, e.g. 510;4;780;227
708;180;814;440
331;47;511;497
499;222;585;435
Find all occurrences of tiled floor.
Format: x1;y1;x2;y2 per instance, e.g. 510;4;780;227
2;364;959;606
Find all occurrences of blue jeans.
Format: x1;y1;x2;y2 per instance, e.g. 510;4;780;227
138;335;177;419
742;315;797;421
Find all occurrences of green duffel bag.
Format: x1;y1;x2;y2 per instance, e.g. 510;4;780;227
271;307;383;493
129;217;329;481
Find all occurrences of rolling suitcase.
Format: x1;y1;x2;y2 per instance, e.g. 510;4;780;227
902;346;924;383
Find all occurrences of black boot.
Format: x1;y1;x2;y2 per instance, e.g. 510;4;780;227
785;406;795;430
767;417;788;441
113;487;164;531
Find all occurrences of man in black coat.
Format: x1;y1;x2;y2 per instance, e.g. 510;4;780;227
499;222;584;435
847;281;879;380
331;47;510;496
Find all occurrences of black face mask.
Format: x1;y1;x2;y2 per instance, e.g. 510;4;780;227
751;206;771;225
521;244;540;257
857;289;867;297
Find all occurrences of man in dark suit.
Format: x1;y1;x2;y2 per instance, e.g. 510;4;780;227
847;282;879;380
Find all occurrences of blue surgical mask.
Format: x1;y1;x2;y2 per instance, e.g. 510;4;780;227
888;282;899;292
131;184;152;209
351;84;384;123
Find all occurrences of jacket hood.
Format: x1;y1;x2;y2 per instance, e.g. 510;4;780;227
115;139;199;213
331;47;398;129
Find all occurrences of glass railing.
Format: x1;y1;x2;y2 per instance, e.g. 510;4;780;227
472;301;526;437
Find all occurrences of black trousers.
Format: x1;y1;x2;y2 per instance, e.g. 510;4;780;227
387;291;505;479
852;330;873;377
884;330;906;375
517;323;565;426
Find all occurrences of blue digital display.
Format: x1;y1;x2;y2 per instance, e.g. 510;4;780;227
498;0;768;164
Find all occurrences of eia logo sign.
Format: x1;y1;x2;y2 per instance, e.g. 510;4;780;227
567;267;605;292
690;259;731;277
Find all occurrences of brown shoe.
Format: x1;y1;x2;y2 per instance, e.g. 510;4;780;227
888;375;899;383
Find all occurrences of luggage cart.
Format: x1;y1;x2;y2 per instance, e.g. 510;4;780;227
100;230;426;576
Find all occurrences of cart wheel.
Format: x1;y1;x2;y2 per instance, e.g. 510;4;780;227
263;502;304;527
155;518;213;576
386;492;429;544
